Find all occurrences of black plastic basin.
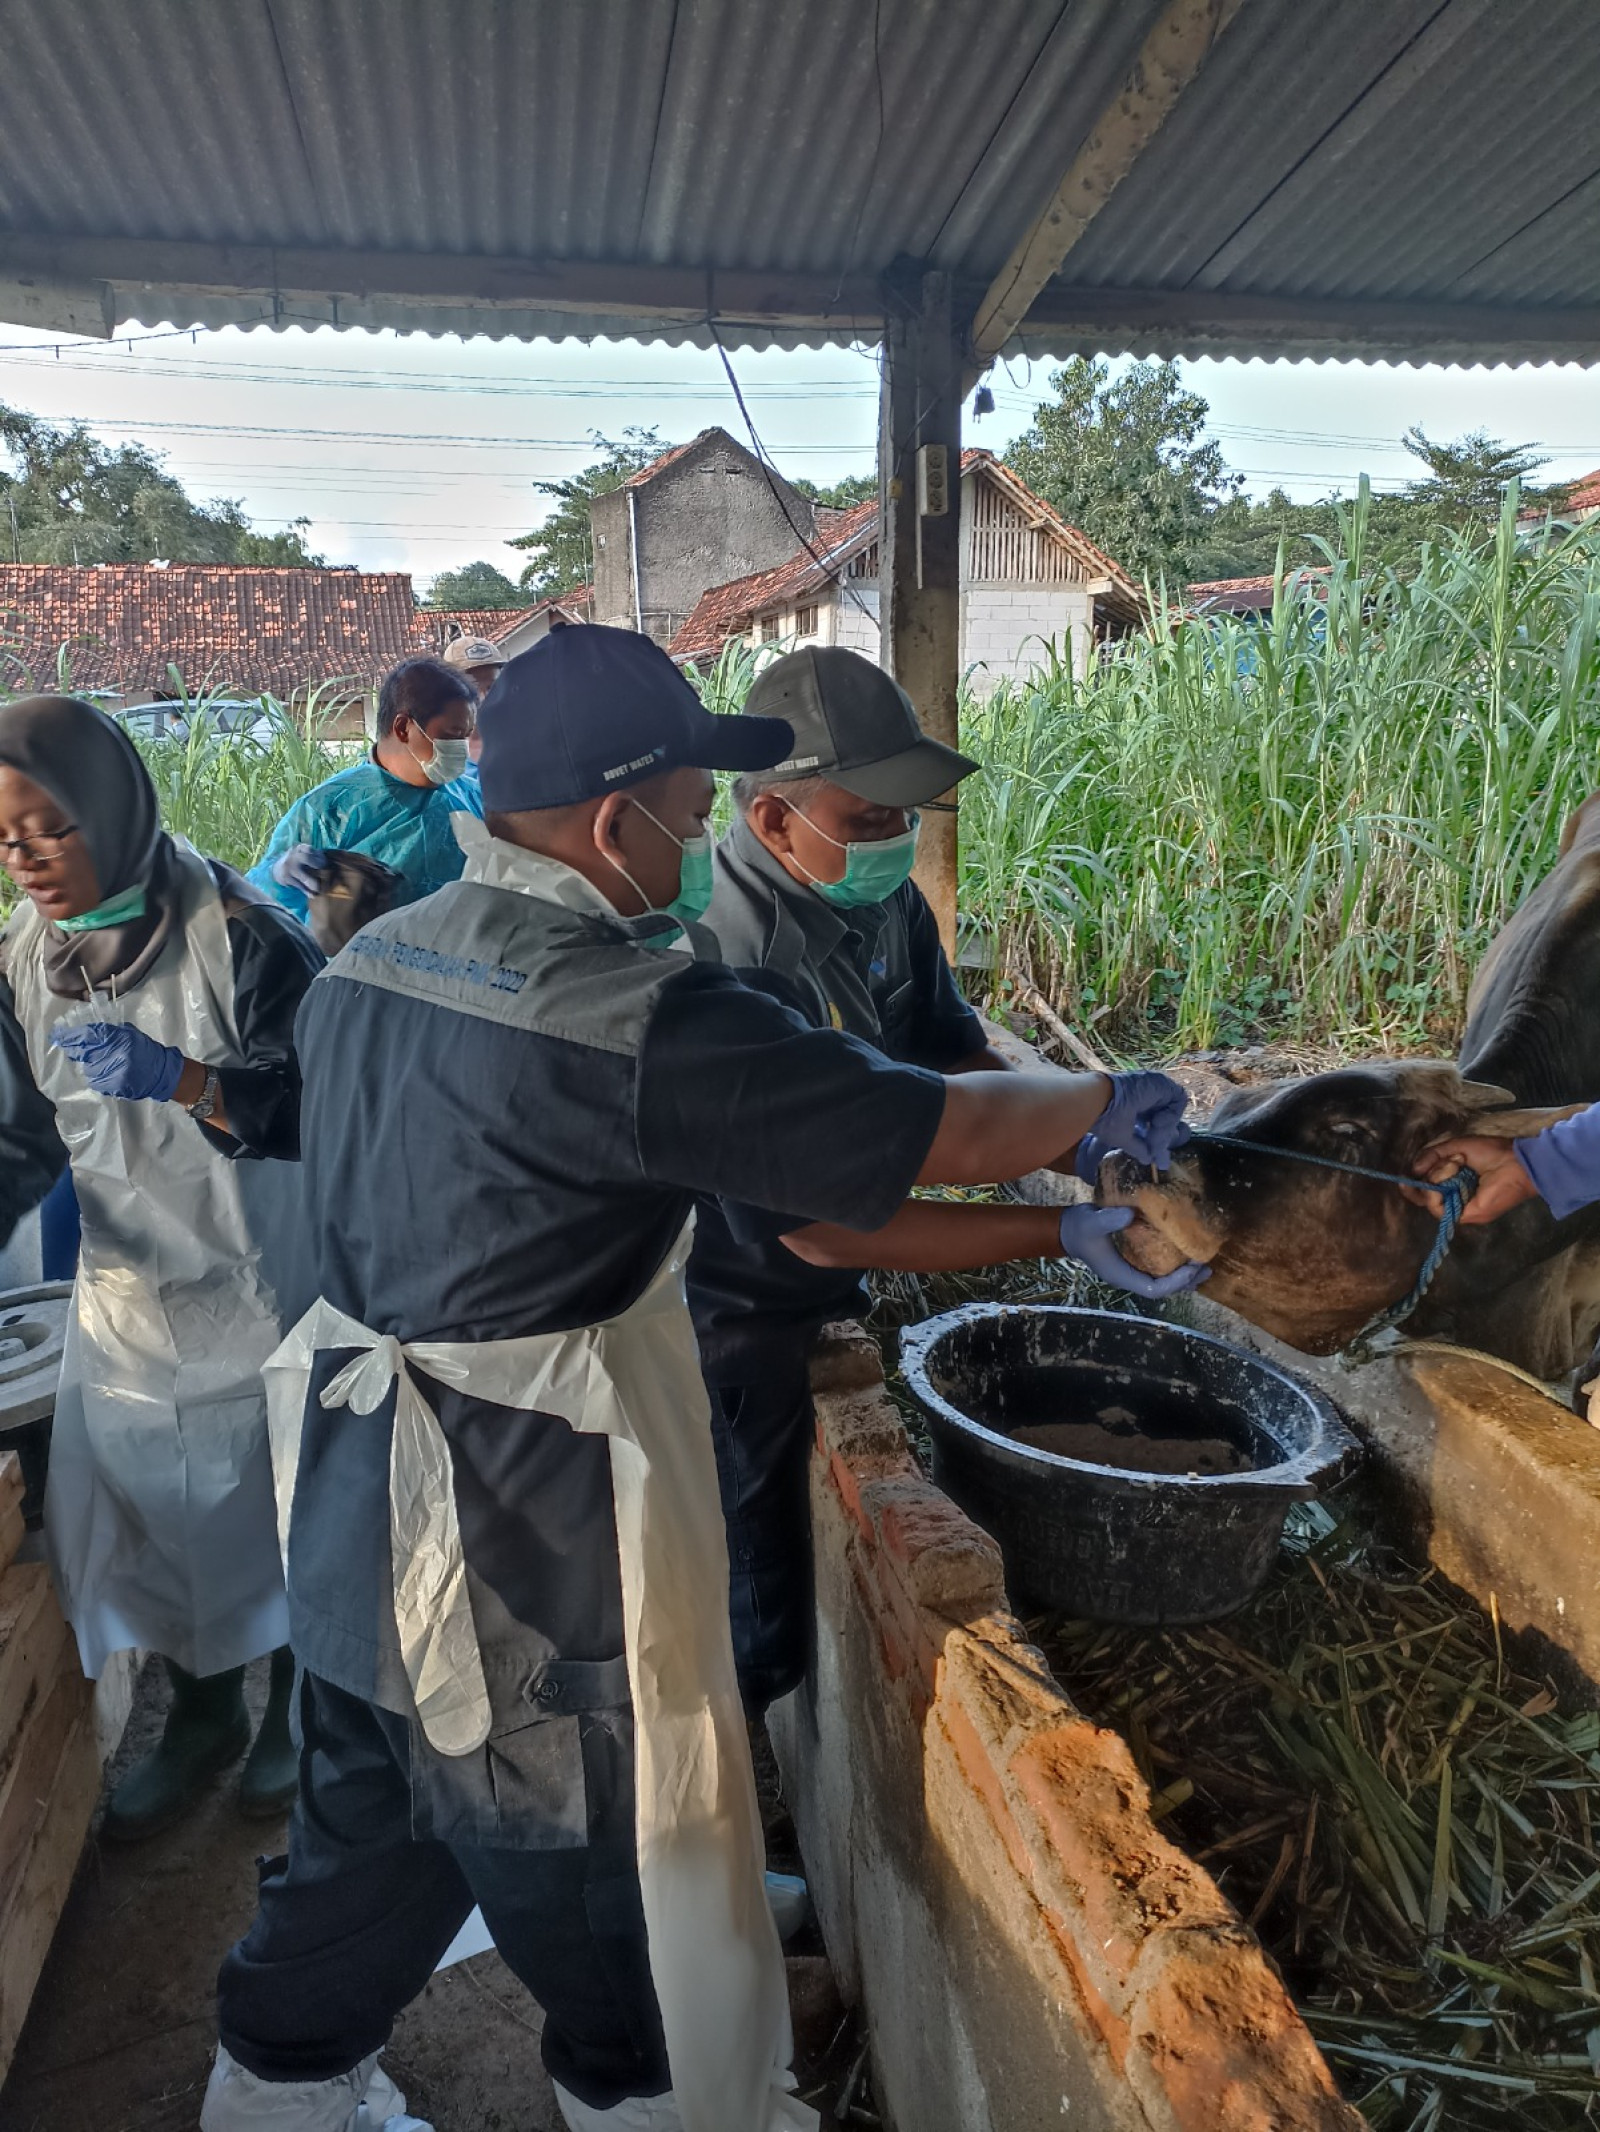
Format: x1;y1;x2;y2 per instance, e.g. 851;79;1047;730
899;1305;1358;1624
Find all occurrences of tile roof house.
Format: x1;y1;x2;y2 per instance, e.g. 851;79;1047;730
1184;570;1330;617
420;585;592;664
1519;467;1600;529
0;562;422;721
670;453;1143;693
1185;574;1278;616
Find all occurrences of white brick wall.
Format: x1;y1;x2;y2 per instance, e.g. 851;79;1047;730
961;586;1090;693
807;583;1087;690
832;587;881;657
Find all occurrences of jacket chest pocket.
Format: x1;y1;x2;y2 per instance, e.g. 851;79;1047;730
874;977;915;1047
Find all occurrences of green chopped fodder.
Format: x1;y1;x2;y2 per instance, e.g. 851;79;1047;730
1035;1499;1600;2130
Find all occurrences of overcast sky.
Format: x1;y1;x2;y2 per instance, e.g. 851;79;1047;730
2;321;1597;591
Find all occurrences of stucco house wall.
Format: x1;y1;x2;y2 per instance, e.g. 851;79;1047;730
591;431;817;649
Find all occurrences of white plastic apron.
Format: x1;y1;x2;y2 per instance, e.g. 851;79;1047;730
15;842;289;1678
266;1226;816;2132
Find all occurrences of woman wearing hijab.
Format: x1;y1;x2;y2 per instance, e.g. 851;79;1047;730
0;696;323;1839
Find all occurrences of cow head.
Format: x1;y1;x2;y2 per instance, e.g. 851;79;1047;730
1092;1062;1519;1353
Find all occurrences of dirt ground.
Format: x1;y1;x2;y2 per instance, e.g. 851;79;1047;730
2;1655;561;2132
2;1659;860;2132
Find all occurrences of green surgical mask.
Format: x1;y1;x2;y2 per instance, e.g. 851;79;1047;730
615;802;714;947
54;882;148;934
790;809;920;909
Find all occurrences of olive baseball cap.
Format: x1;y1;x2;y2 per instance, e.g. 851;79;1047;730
743;646;977;806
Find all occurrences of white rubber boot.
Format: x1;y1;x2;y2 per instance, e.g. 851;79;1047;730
201;2046;433;2131
764;1871;810;1944
355;2063;432;2132
551;2083;684;2130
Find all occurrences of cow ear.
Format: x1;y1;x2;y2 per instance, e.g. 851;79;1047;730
1459;1101;1591;1141
1455;1078;1517;1113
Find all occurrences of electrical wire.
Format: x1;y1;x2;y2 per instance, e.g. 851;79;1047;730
707;325;880;628
0;414;872;457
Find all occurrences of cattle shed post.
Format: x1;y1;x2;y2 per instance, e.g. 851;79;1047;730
880;266;963;954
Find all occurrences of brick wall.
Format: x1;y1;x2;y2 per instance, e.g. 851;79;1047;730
770;1324;1360;2132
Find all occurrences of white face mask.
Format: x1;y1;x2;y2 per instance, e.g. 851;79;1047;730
412;731;472;786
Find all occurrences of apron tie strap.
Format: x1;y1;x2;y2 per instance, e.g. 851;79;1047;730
272;1310;492;1756
321;1334;406;1415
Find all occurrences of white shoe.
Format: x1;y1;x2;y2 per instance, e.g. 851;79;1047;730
355;2063;432;2132
551;2082;684;2130
201;2046;433;2132
765;1870;810;1944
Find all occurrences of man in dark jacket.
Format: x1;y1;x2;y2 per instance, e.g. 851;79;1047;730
204;628;1197;2132
687;647;1204;1715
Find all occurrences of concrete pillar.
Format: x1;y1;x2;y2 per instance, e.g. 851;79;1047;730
880;268;963;953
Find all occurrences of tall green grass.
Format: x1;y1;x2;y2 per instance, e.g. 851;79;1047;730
960;489;1600;1053
132;682;359;873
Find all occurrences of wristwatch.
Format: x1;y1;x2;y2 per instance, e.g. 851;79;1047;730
185;1064;222;1123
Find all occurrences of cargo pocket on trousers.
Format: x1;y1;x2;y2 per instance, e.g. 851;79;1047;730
410;1655;630;1850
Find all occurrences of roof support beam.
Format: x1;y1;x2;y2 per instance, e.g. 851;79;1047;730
1015;283;1600;362
968;0;1245;367
0;268;113;339
0;235;883;337
4;237;1598;368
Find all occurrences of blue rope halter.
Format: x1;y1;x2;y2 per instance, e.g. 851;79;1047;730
1186;1131;1479;1358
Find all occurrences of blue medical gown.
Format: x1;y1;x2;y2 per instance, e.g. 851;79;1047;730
249;757;484;920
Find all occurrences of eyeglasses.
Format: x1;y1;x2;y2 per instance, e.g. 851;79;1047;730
0;825;80;862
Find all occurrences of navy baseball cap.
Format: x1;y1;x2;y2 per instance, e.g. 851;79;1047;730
476;625;794;811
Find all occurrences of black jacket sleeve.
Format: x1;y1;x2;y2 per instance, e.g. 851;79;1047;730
0;975;68;1245
208;906;326;1162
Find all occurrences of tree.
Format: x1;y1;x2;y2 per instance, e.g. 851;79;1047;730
793;473;877;510
1188;486;1426;581
1401;427;1549;524
425;560;525;610
1005;357;1242;588
0;403;322;566
1186;429;1557;584
509;427;667;598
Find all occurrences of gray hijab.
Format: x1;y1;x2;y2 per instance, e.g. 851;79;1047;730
0;695;162;901
0;695;174;999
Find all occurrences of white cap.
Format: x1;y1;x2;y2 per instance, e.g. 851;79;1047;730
443;636;507;670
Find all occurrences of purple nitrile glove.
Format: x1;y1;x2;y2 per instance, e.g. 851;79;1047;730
1058;1204;1210;1302
1090;1070;1192;1173
50;1022;185;1103
272;844;331;895
1073;1131;1108;1186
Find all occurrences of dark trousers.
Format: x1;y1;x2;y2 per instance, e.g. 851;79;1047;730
217;1671;669;2112
708;1354;816;1716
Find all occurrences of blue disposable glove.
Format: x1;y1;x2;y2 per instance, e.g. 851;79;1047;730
50;1022;186;1103
1085;1070;1192;1175
272;844;331;895
1058;1204;1210;1301
1073;1131;1109;1186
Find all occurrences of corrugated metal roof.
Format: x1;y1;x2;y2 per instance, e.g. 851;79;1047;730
1;0;1597;364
